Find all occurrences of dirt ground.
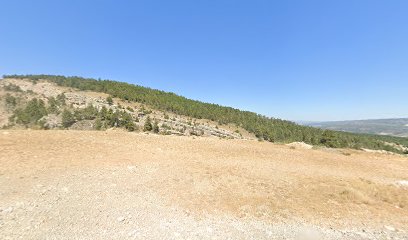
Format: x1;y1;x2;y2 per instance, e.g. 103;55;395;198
0;130;407;239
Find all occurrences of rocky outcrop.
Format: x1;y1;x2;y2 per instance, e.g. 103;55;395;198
286;142;313;149
0;78;244;138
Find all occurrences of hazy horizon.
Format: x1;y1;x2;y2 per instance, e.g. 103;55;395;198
1;0;407;121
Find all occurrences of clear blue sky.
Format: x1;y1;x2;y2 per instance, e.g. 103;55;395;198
1;0;407;121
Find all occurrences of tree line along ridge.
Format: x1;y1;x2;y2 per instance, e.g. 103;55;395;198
3;74;408;154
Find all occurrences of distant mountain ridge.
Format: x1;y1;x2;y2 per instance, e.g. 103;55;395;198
306;118;408;137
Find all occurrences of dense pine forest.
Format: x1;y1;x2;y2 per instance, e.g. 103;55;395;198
4;74;408;153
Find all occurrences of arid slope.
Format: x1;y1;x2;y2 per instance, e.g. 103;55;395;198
0;130;407;239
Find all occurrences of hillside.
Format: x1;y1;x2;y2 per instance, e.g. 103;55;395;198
1;74;408;154
306;118;408;137
1;130;407;239
0;77;244;139
1;76;407;239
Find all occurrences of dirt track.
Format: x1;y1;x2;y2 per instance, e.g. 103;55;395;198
0;130;407;239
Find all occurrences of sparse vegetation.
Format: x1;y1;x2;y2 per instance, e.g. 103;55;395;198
4;83;23;92
5;94;17;107
95;107;137;131
3;74;408;153
47;97;58;113
74;105;98;120
161;123;171;130
56;93;66;106
10;98;48;126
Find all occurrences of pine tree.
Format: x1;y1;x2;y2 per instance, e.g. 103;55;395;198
61;109;75;128
153;120;159;133
143;116;153;131
47;97;59;113
106;96;113;105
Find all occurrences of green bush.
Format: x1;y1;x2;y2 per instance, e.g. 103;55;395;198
4;83;23;92
94;118;103;130
120;111;136;131
47;97;59;113
144;116;153;131
153;120;159;133
125;120;137;131
320;130;340;148
56;93;66;106
61;109;75;128
75;105;98;120
161;123;171;130
12;98;47;125
106;96;113;105
5;94;17;107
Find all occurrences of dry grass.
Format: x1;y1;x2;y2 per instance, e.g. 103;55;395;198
0;130;407;231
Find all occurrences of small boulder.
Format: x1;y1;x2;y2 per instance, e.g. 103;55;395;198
384;225;396;232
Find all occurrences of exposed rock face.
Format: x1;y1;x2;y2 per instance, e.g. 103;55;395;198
361;148;395;155
395;180;408;188
40;114;62;129
69;120;95;131
286;142;313;149
159;119;241;139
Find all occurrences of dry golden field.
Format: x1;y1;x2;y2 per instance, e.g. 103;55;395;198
0;130;407;239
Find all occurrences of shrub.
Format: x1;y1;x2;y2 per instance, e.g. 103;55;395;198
143;116;153;131
12;98;47;125
120;111;136;131
61;109;75;128
99;106;108;120
106;96;113;105
106;109;120;127
125;121;137;132
5;94;17;107
161;123;171;130
47;97;59;113
4;83;23;92
56;93;66;106
94;118;103;130
75;105;98;120
153;120;159;133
